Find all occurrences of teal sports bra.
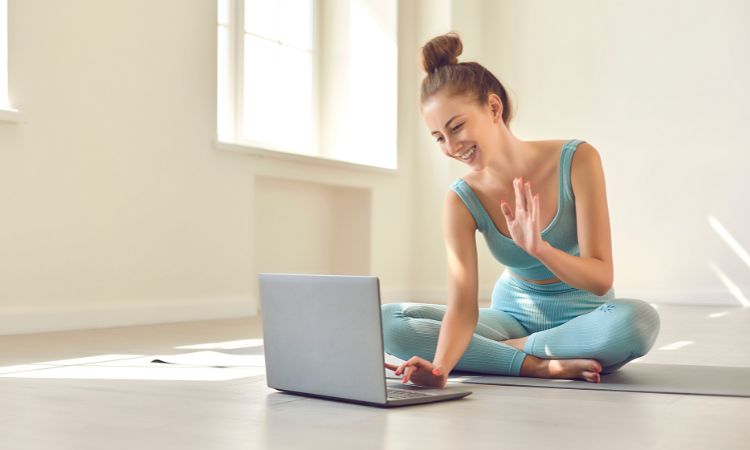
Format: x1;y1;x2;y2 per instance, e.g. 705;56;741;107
449;139;584;280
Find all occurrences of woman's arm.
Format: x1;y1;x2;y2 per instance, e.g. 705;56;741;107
431;190;480;375
531;143;614;296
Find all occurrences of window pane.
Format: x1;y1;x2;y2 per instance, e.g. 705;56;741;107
243;35;313;153
218;0;230;25
0;0;7;109
245;0;279;40
217;25;232;140
278;45;313;150
280;0;312;50
243;35;280;144
347;0;397;168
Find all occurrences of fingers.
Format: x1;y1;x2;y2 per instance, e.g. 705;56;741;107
393;356;433;384
500;200;513;222
524;181;534;213
514;177;526;211
395;362;415;382
384;362;398;371
403;365;415;383
394;358;416;377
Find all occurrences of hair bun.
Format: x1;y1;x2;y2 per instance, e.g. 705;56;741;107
421;32;463;74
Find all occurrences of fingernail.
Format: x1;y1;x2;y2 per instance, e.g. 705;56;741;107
402;377;407;383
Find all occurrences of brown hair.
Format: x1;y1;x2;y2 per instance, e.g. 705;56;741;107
420;32;513;127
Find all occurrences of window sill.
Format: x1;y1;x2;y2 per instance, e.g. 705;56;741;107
214;140;398;175
0;108;22;123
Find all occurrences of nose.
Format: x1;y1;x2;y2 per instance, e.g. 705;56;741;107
444;136;462;157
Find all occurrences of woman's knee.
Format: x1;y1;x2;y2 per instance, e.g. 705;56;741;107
380;303;408;336
380;303;405;355
380;302;439;357
603;298;661;357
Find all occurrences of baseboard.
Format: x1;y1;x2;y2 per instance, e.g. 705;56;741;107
615;288;746;307
3;286;742;336
382;287;746;308
0;298;258;336
380;288;495;304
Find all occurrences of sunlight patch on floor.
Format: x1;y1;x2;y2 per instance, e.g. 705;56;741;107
175;339;264;350
658;341;694;351
707;260;750;307
0;364;263;381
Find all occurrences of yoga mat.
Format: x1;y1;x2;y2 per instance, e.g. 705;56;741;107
458;363;750;397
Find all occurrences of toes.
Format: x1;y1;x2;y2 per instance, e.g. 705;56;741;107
590;360;603;373
582;371;601;383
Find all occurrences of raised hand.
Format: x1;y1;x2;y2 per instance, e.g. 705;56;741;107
500;177;545;257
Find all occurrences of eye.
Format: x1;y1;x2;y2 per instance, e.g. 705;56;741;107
452;123;464;132
435;136;445;143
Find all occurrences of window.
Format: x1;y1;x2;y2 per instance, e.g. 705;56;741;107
0;0;9;111
217;0;398;170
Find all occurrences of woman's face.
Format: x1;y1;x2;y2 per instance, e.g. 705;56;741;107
421;90;500;168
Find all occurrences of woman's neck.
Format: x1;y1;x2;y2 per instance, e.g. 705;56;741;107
480;132;539;183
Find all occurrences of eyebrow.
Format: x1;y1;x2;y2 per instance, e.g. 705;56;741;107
431;115;462;135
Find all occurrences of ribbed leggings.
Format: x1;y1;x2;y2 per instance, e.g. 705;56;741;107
381;270;660;376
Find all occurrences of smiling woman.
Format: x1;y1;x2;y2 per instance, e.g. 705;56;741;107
381;32;661;389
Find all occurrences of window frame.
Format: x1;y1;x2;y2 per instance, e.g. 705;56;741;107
215;0;398;173
0;0;19;122
218;0;321;156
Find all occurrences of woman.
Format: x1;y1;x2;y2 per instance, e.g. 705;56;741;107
382;32;660;388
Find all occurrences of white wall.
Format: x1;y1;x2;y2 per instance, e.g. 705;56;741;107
0;0;418;334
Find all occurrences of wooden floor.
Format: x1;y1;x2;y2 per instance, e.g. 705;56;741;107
1;303;749;450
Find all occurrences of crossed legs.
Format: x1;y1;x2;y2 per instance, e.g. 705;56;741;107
381;298;660;382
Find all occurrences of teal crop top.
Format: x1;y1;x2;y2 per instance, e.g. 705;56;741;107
449;139;584;280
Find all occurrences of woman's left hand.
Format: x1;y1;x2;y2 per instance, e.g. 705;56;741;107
500;177;546;257
385;357;447;388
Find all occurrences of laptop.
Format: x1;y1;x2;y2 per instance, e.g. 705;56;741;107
258;273;472;407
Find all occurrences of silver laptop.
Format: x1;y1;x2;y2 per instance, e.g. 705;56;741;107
258;273;472;407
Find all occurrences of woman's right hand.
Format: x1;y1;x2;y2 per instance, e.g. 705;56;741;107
385;356;448;389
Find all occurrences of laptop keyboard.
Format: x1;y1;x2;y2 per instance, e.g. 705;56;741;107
387;388;432;400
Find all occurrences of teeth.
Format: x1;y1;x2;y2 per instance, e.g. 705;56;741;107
459;146;476;160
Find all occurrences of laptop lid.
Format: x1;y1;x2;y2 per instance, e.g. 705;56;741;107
258;273;388;404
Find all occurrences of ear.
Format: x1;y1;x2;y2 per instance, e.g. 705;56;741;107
487;93;503;123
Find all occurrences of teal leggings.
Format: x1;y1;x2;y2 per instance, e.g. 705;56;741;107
381;271;660;376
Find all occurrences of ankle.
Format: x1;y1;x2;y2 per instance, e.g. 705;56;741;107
520;355;548;378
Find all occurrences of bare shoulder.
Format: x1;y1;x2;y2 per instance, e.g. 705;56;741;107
571;141;603;172
444;188;477;230
570;141;606;194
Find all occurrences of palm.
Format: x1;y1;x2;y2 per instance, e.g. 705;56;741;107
507;212;539;251
501;177;544;256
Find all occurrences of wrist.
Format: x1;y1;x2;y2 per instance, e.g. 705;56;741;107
530;240;552;259
432;361;450;375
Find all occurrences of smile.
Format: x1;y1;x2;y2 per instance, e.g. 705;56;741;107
457;146;476;161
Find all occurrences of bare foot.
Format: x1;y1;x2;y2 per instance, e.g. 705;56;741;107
522;355;603;383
